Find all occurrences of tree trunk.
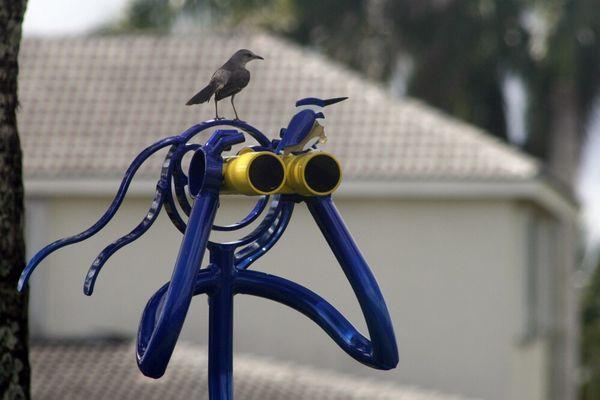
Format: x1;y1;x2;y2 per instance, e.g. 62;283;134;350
547;80;582;188
0;0;30;399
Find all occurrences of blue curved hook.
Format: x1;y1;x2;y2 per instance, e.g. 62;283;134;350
235;269;386;368
162;162;195;234
234;199;294;269
84;144;188;295
137;268;217;378
137;190;220;378
210;196;283;249
161;121;273;235
18;135;183;292
212;195;270;232
170;144;199;218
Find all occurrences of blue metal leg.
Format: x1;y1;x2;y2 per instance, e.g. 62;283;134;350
236;269;375;367
305;196;399;369
137;191;220;378
208;247;235;400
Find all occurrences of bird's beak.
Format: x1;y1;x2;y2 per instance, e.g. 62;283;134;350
254;54;264;60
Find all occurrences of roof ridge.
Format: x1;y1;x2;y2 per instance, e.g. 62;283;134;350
247;33;540;177
18;33;540;182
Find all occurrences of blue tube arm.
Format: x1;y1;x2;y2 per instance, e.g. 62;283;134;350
137;268;217;362
235;269;382;367
84;144;184;295
234;202;293;269
305;196;399;369
17;136;182;292
136;191;219;378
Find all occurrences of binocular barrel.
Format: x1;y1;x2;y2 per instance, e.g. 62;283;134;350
220;150;342;196
282;151;342;196
222;150;287;195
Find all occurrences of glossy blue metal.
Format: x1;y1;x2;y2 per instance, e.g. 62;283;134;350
305;196;399;369
20;100;398;400
171;143;200;216
234;197;294;269
18;119;272;292
276;109;319;153
211;195;269;232
138;191;219;378
295;96;348;107
85;144;183;295
18;135;182;292
207;247;235;400
164;144;200;234
235;268;390;368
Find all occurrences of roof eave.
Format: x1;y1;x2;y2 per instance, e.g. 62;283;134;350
24;175;578;221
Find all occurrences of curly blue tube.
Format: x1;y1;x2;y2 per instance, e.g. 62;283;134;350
305;196;399;369
234;199;294;269
137;191;219;378
163;144;199;234
212;196;284;250
83;145;186;295
235;270;382;368
17;135;182;292
212;195;270;232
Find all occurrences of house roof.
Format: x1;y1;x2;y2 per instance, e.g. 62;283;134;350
18;33;540;182
32;340;478;400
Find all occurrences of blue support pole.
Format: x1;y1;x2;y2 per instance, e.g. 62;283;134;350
208;247;236;400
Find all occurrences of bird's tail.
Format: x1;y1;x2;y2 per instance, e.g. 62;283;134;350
186;82;217;105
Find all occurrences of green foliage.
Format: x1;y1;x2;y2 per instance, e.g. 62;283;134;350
127;0;174;31
96;0;174;34
384;1;528;140
524;0;600;160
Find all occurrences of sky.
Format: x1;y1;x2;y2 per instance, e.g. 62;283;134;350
22;0;600;249
23;0;127;35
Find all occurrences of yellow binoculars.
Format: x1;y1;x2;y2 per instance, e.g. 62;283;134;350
221;148;342;196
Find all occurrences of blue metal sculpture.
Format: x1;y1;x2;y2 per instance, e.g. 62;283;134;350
19;97;398;400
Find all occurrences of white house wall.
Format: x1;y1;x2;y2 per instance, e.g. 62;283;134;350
25;195;544;400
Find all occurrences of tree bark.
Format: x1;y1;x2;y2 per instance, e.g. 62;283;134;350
0;0;30;399
547;80;582;188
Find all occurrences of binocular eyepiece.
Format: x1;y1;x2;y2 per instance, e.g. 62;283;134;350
222;150;287;195
189;148;342;197
281;151;342;196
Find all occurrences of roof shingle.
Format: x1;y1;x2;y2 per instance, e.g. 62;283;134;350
18;33;539;182
32;340;477;400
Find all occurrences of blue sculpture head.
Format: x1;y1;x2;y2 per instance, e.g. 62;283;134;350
18;96;398;398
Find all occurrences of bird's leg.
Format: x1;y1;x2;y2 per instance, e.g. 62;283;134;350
214;98;221;120
231;95;240;120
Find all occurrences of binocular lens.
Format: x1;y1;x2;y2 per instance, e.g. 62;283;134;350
304;154;341;194
284;152;342;196
248;154;285;193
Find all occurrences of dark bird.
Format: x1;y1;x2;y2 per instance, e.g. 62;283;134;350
186;49;264;120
